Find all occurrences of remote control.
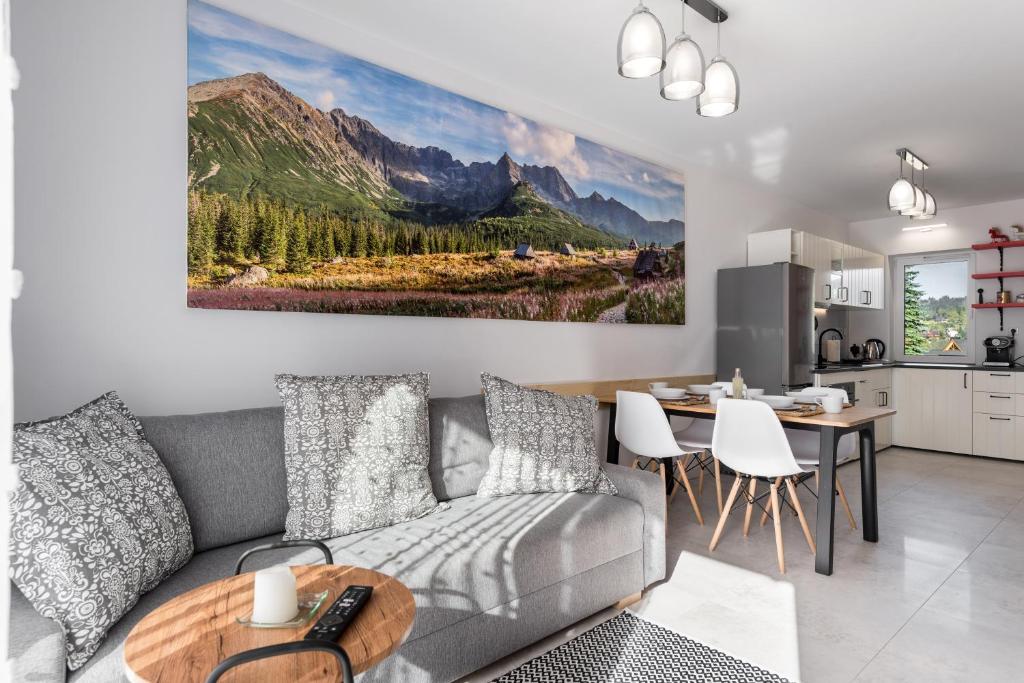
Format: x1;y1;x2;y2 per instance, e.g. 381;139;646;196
304;585;373;642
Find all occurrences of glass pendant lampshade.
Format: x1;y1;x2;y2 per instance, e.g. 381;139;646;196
901;185;927;217
913;191;937;219
888;178;915;212
660;5;704;100
618;2;666;79
696;18;738;117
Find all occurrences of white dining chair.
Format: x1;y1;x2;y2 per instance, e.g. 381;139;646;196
709;398;816;573
672;419;725;515
615;391;704;525
772;388;857;530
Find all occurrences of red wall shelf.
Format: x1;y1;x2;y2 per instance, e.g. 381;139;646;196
973;271;1024;280
972;302;1024;309
972;239;1024;250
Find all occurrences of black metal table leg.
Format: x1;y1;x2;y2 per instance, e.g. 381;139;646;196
606;403;619;465
814;425;838;576
859;422;879;543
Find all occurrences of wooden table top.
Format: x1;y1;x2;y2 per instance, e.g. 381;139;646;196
651;400;897;428
123;565;415;683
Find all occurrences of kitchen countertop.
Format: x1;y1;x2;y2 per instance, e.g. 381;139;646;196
813;362;1024;374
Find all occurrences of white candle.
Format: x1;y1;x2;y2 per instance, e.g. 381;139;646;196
251;565;299;624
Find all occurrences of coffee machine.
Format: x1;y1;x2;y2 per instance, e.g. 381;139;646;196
983;332;1016;367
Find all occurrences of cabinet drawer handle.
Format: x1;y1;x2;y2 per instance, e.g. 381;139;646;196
963;373;967;389
989;395;1012;399
824;284;832;301
989;416;1012;421
861;290;871;305
990;373;1011;377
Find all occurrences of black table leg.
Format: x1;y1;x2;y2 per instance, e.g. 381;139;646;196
814;425;838;576
859;422;879;543
606;403;619;465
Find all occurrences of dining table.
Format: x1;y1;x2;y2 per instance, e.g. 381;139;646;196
529;376;897;577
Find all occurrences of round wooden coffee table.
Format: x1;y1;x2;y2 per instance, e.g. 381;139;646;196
123;565;415;683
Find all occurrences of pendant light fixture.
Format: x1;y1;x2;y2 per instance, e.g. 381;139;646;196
888;156;915;212
697;10;739;117
617;2;666;79
660;2;704;100
900;165;926;217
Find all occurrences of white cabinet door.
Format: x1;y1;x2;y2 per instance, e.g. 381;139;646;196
873;386;893;449
974;370;1016;393
1017;418;1024;461
893;369;973;454
973;413;1017;459
799;233;834;304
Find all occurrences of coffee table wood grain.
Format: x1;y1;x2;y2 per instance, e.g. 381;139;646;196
123;565;414;683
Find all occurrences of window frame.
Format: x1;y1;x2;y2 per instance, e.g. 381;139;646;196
892;251;974;363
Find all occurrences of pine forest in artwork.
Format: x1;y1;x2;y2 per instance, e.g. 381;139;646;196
186;0;686;324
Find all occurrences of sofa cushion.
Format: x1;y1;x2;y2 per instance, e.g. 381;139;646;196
477;373;616;497
140;407;289;552
69;491;645;682
275;373;443;540
427;394;493;500
11;393;194;670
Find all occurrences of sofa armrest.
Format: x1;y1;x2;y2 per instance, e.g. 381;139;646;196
8;584;67;683
604;464;666;586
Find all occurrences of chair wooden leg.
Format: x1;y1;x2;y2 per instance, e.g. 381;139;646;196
714;458;724;516
836;475;857;530
697;452;706;496
630;457;640;470
761;476;783;526
770;481;785;573
787;477;816;553
659;462;668;526
669;460;682;505
709;476;744;551
742;477;757;537
676;459;704;526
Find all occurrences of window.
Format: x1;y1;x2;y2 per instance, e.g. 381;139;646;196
893;252;972;360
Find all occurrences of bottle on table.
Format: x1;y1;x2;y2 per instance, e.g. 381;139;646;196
732;368;745;400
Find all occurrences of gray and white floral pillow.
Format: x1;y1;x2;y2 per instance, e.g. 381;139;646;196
477;373;617;497
9;392;194;670
275;373;443;540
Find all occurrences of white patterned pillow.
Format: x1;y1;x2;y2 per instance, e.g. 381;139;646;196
477;373;617;497
9;392;194;670
275;373;443;540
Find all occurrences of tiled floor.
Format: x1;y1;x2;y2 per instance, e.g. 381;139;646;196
465;448;1024;682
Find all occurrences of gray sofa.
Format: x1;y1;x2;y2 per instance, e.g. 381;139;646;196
9;394;666;682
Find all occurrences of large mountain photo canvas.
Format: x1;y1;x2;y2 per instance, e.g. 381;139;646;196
186;0;686;324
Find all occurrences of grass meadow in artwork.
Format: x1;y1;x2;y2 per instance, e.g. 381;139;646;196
187;0;686;324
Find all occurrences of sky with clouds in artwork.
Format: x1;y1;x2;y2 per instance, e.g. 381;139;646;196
187;0;684;223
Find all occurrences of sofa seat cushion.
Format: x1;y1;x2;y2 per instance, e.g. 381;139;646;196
69;491;644;682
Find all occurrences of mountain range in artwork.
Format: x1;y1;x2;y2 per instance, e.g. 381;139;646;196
186;0;686;324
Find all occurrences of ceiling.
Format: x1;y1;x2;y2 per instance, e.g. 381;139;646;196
278;0;1024;222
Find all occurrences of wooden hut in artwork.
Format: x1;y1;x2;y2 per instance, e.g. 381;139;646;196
632;248;665;279
559;243;577;256
627;238;640;250
514;243;536;259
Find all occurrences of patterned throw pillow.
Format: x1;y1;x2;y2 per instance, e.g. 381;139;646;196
477;373;617;497
9;392;194;670
275;373;443;540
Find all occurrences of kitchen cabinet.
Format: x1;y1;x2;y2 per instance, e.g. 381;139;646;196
747;229;884;309
972;370;1024;460
893;368;973;454
818;368;892;450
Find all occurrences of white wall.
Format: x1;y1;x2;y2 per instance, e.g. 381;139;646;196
848;197;1024;363
11;0;846;421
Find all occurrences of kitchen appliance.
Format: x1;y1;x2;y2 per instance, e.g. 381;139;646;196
864;338;886;360
717;263;815;395
983;334;1016;367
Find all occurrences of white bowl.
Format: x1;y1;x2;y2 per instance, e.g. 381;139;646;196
754;395;796;410
745;388;765;398
785;391;820;404
651;388;687;400
798;388;831;397
687;384;714;395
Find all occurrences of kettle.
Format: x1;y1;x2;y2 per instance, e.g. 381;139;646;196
864;338;886;360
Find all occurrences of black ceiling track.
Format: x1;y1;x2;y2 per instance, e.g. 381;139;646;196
684;0;729;23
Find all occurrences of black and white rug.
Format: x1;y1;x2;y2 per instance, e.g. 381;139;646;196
492;611;792;683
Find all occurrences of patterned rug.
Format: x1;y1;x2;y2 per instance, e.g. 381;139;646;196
492;611;792;683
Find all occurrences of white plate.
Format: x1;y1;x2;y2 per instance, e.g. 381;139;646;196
754;395;796;409
687;384;714;395
785;391;821;404
797;388;831;397
651;388;687;400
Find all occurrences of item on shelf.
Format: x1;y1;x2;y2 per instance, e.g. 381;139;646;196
978;288;986;304
1012;224;1024;238
997;290;1012;304
864;339;886;360
989;226;1011;243
1017;294;1024;303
